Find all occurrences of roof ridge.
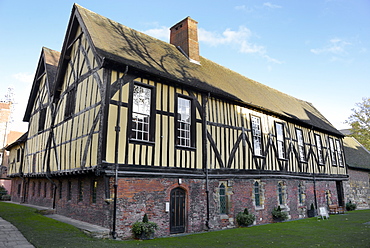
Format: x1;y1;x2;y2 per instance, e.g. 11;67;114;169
70;4;341;135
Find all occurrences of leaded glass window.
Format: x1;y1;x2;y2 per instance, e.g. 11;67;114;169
329;137;337;166
254;181;261;207
296;128;306;162
78;180;83;202
91;179;97;204
315;134;324;165
298;184;303;204
177;97;191;147
59;181;62;199
64;86;76;119
336;139;344;166
132;85;151;141
251;116;262;156
219;183;227;214
67;181;72;201
278;182;285;205
276;123;285;159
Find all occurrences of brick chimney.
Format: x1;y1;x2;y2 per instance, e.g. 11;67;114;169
170;17;200;64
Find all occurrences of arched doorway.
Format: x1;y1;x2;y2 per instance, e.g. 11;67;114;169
170;187;186;234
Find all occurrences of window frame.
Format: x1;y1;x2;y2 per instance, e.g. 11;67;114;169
67;181;72;201
16;149;21;162
64;85;76;120
44;182;47;198
250;115;263;156
296;128;306;162
275;122;286;160
254;181;261;207
329;137;337;166
129;82;156;144
315;134;324;165
38;107;47;132
175;94;196;149
59;181;62;199
219;183;227;214
277;182;286;206
78;179;83;202
335;139;344;167
298;183;304;205
91;179;98;204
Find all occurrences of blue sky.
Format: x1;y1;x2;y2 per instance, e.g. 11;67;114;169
1;0;369;132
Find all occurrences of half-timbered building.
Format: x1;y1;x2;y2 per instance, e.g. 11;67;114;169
9;4;348;239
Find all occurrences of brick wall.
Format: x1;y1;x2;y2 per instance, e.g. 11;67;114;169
113;177;341;239
10;175;344;239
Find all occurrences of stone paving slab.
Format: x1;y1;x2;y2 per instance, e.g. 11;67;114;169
47;214;110;239
0;217;34;248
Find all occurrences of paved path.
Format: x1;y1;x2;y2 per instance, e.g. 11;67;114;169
0;217;34;248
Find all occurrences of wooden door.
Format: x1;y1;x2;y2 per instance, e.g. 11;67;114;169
170;187;186;234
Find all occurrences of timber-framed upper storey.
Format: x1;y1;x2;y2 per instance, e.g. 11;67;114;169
7;4;347;182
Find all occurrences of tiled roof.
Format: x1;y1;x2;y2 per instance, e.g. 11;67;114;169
71;5;342;135
343;137;370;171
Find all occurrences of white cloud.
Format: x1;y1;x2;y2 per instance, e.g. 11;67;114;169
234;5;253;12
263;2;282;9
143;24;281;64
199;26;282;64
310;38;351;55
142;26;170;41
199;26;252;46
235;5;246;10
12;73;34;83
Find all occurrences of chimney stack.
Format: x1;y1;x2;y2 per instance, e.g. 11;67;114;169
170;17;200;64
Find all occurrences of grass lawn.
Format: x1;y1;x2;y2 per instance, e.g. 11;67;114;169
0;202;369;247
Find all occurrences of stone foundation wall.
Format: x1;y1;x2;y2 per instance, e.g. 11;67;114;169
344;168;370;209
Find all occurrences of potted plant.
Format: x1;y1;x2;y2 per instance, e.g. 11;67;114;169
307;203;315;217
272;206;288;222
236;208;256;227
131;214;158;240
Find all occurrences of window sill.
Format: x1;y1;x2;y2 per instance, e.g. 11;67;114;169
253;155;265;159
277;158;288;161
220;214;229;220
175;145;196;151
255;206;264;211
129;139;155;146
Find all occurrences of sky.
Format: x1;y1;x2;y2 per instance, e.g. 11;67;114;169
0;0;369;133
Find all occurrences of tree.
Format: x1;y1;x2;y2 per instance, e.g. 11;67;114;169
346;97;370;150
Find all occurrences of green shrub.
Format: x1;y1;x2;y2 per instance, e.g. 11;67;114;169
142;213;149;223
1;195;11;201
131;214;158;240
236;208;255;227
0;186;7;196
272;206;288;221
346;201;357;211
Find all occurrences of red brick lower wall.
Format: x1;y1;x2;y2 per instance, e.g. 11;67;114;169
10;175;111;228
10;175;343;239
113;177;341;239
